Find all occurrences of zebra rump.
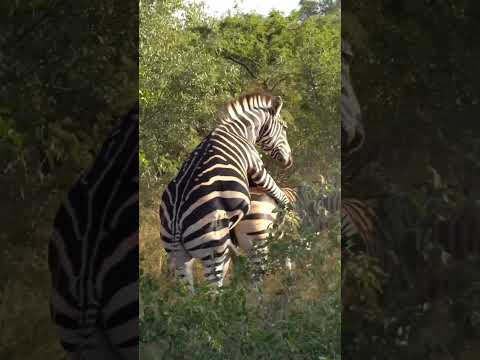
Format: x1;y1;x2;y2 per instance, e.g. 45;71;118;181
48;106;139;359
230;186;297;277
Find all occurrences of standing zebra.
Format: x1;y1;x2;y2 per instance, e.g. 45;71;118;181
48;106;139;360
341;39;365;156
230;186;298;279
313;193;378;257
300;190;376;252
231;187;377;272
159;92;293;290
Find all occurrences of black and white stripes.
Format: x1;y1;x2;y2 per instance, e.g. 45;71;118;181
232;187;377;268
312;193;376;242
48;106;139;359
306;192;377;255
159;93;292;289
231;187;298;279
341;198;377;255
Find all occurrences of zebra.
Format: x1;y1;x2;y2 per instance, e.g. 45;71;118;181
231;186;377;272
159;92;293;290
48;105;139;360
301;191;376;252
230;186;298;279
341;39;365;156
341;197;378;256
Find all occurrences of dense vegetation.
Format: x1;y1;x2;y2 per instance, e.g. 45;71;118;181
0;2;137;358
342;2;480;358
139;0;341;358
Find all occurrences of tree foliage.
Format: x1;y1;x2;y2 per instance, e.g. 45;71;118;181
1;2;138;359
342;2;480;358
140;1;341;358
140;0;340;194
0;1;138;194
343;1;480;194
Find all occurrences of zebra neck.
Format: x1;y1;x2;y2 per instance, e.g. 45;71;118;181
214;123;258;145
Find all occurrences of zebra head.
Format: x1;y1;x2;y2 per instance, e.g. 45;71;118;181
258;95;293;169
342;40;365;155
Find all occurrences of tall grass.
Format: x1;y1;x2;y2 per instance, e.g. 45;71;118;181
0;199;65;359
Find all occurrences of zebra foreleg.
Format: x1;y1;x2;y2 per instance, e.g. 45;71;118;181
250;165;290;207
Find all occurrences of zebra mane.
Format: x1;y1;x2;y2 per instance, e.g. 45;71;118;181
226;91;274;107
220;92;282;120
217;92;286;143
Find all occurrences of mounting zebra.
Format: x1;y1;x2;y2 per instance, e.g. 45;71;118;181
48;105;139;360
159;92;293;290
341;39;365;156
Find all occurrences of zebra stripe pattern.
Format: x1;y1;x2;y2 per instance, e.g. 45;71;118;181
294;188;377;255
313;193;377;255
160;93;293;289
341;198;378;255
231;187;298;279
342;39;365;156
48;106;139;359
232;187;378;269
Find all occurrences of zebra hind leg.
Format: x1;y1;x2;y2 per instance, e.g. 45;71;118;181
201;244;232;289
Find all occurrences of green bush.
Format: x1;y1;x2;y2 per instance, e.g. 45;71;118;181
140;219;341;359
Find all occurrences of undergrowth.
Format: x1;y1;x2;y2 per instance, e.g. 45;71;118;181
0;186;65;360
139;197;341;360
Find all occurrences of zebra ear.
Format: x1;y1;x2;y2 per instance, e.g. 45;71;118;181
272;96;283;118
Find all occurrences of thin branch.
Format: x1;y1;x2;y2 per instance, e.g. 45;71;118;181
270;75;289;92
222;53;258;79
151;158;163;178
304;64;321;105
